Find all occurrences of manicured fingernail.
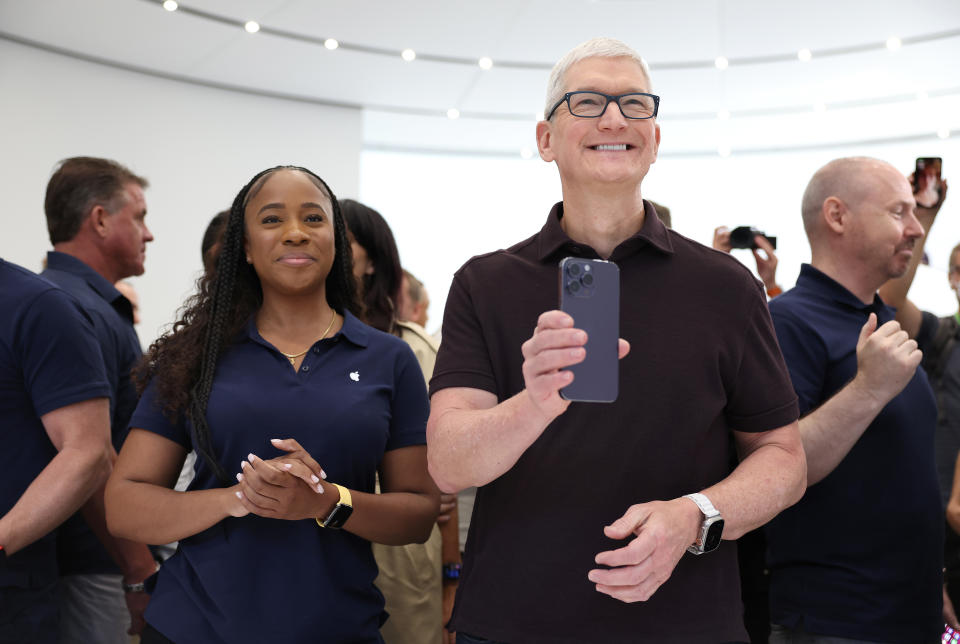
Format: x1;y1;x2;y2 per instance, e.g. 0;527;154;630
317;485;324;493
270;438;282;443
236;473;243;482
247;453;256;462
320;470;327;479
241;460;249;470
283;463;292;470
311;475;320;483
235;491;243;499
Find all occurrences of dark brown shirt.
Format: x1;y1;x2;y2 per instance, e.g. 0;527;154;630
431;202;798;644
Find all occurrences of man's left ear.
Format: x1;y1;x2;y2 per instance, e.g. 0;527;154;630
91;205;111;239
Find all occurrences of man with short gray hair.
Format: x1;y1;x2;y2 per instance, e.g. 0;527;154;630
40;156;158;643
427;38;805;643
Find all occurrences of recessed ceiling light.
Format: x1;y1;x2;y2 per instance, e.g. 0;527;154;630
162;0;178;11
324;38;339;50
244;21;260;33
447;108;460;120
797;48;812;62
714;56;729;70
401;48;416;62
478;57;493;70
520;147;534;159
717;110;730;120
938;128;951;139
886;36;902;50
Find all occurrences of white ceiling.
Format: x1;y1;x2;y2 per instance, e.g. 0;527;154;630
2;0;959;156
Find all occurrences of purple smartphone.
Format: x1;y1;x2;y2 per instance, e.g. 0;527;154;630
558;257;620;403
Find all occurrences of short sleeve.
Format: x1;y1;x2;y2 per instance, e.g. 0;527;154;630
769;306;828;417
430;269;497;396
20;289;111;417
916;310;943;355
724;294;800;431
129;380;192;449
385;345;429;451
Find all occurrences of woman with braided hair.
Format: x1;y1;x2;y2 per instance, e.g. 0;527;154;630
105;166;439;644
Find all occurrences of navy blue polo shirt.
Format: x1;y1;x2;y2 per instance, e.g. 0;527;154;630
0;258;110;586
41;251;143;576
766;264;943;643
132;311;428;644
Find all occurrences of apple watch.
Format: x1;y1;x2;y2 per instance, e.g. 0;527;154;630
316;484;353;529
683;493;724;555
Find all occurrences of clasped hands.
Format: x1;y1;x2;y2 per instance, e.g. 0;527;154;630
228;437;337;521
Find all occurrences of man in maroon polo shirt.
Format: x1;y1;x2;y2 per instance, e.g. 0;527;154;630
426;38;806;644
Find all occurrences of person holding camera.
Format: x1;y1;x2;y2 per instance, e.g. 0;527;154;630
712;226;782;298
765;157;945;643
426;37;805;644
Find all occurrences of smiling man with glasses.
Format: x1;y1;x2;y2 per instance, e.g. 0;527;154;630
427;37;806;644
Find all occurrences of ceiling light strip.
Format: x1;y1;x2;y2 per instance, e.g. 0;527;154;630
4;31;958;125
364;130;956;160
147;0;960;71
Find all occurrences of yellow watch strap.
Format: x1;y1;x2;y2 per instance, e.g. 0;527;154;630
315;484;352;528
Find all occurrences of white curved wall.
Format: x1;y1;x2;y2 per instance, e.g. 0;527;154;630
0;38;362;347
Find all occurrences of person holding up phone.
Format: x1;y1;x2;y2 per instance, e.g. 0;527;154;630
426;37;806;644
876;163;957;629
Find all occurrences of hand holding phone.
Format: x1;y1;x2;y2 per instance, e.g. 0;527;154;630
558;257;620;403
914;157;943;208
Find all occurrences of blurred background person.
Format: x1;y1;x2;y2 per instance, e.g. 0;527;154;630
397;269;430;331
40;156;158;643
201;209;229;274
878;169;955;623
0;258;112;644
341;198;458;644
106;166;438;644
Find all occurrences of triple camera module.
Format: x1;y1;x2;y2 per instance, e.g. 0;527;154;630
564;260;596;297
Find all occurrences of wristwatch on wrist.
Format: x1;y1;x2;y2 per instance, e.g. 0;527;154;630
316;484;353;529
683;493;724;555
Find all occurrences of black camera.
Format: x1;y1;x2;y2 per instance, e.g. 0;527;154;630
729;226;777;250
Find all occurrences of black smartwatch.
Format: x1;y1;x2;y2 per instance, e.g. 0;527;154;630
316;484;353;529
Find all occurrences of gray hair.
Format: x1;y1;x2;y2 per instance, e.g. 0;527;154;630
543;37;651;118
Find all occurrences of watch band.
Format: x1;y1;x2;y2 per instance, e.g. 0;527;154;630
683;493;719;518
121;562;160;593
316;483;353;529
442;562;462;581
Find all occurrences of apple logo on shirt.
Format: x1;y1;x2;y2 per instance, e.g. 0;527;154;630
349;371;360;381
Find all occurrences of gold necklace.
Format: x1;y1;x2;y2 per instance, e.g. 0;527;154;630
279;312;337;366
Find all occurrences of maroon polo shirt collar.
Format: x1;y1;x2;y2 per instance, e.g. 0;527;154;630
536;200;675;262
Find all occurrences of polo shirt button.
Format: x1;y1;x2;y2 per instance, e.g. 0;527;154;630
301;365;310;372
313;347;320;354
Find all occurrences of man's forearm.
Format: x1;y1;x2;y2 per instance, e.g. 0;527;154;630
705;424;806;540
427;390;554;493
0;444;110;554
799;378;885;485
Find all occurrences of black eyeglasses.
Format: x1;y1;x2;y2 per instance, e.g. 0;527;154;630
546;91;660;121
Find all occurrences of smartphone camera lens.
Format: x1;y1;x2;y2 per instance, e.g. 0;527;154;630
568;263;582;277
568;280;581;294
581;273;594;287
